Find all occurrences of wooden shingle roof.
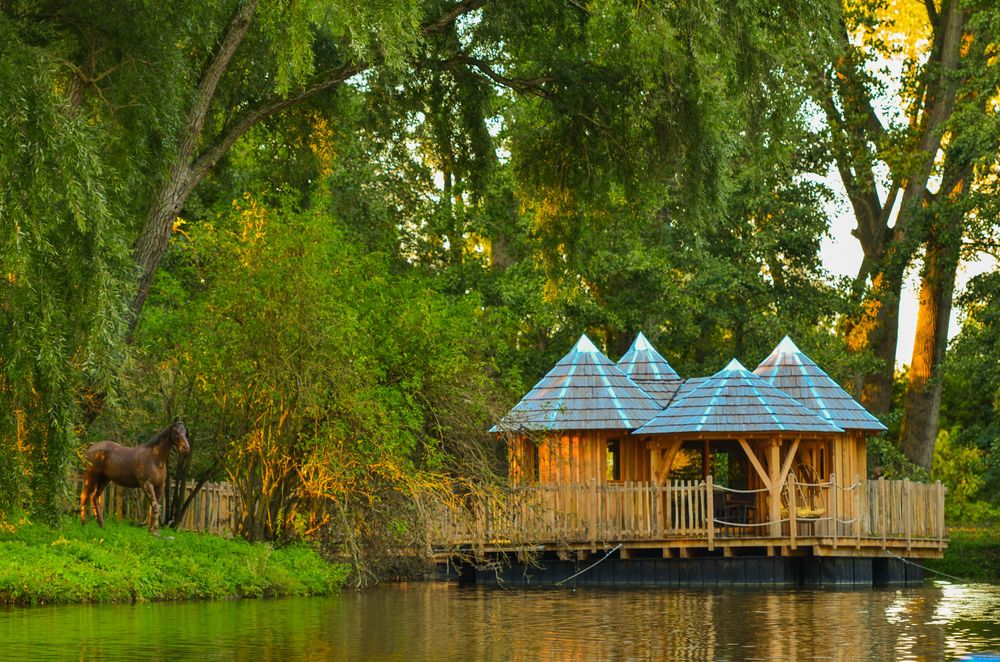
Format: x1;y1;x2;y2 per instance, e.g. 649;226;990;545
632;359;844;435
616;332;683;407
493;334;662;432
753;336;887;432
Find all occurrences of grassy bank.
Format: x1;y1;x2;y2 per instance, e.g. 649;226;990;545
926;526;1000;583
0;517;349;605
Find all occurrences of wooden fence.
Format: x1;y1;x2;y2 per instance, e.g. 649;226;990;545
430;477;947;552
73;475;239;536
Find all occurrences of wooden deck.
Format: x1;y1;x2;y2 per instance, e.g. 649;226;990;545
430;477;947;560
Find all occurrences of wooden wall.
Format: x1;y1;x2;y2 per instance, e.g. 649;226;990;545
508;431;648;484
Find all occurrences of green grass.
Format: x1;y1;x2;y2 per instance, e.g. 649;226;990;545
0;517;349;605
926;526;1000;583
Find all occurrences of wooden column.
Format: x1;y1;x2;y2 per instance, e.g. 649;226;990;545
788;472;797;550
768;439;781;537
706;474;715;551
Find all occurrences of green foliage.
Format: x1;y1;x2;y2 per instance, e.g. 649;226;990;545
936;271;1000;521
867;433;928;482
926;527;1000;584
129;194;512;578
0;15;131;518
932;429;1000;525
0;518;347;605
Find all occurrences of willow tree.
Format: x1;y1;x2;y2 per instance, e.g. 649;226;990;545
0;17;131;518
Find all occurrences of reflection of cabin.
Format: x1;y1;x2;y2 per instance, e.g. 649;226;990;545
438;333;945;567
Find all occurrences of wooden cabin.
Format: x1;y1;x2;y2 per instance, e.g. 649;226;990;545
499;334;661;486
436;333;946;565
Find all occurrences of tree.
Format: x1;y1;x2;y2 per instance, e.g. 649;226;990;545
900;4;1000;469
806;0;973;420
136;194;513;578
0;16;131;518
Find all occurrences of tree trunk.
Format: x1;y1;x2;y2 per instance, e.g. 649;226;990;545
128;166;199;339
900;240;959;469
900;167;969;469
846;268;904;415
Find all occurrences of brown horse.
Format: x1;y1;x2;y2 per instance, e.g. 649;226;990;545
80;418;191;534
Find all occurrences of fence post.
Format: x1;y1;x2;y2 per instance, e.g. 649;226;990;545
706;475;715;550
665;479;672;535
936;480;945;547
879;477;886;547
904;478;912;551
830;473;838;549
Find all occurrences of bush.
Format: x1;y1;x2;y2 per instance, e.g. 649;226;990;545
0;517;348;605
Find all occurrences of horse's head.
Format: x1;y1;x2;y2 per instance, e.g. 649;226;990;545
171;417;191;456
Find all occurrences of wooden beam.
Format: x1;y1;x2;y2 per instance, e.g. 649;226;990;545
661;439;683;480
777;438;801;487
738;438;771;489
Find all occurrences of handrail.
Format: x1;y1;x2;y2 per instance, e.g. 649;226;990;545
429;477;947;549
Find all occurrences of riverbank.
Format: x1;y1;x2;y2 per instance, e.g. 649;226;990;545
0;517;348;605
926;526;1000;583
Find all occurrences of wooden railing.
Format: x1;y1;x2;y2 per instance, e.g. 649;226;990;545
430;477;947;551
73;475;238;536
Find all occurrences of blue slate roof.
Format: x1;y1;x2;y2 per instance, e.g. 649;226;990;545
493;334;662;432
753;336;887;432
632;359;844;435
616;332;683;407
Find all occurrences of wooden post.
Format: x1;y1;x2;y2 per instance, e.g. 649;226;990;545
936;480;945;547
830;473;838;548
768;440;781;537
665;479;672;535
788;472;797;550
706;475;715;551
904;478;912;551
853;474;861;548
879;476;886;547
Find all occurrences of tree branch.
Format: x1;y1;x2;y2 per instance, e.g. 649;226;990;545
446;55;553;98
178;0;260;166
423;0;488;34
192;63;365;177
194;0;495;178
924;0;939;30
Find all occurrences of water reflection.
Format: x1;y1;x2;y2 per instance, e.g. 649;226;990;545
1;582;999;660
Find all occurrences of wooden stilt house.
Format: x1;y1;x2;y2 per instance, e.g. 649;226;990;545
437;333;946;562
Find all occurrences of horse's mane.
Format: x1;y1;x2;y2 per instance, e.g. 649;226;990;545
140;426;170;448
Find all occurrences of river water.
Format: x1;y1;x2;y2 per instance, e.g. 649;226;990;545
2;582;1000;660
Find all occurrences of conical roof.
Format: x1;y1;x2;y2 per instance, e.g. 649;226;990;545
616;332;683;407
493;334;662;432
633;359;844;435
753;336;887;432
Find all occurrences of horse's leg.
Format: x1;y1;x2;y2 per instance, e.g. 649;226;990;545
143;481;160;536
93;478;109;528
79;474;94;526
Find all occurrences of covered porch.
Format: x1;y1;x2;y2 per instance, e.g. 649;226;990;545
646;431;867;539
